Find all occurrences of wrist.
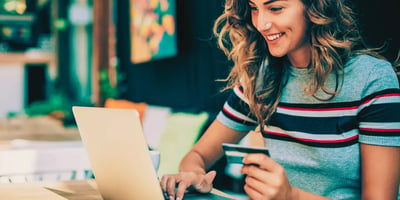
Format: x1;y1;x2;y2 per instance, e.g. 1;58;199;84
290;186;300;200
179;169;206;176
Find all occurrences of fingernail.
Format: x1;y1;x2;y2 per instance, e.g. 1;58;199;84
176;197;181;200
169;196;173;200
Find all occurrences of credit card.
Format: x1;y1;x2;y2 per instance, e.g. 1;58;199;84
222;143;270;165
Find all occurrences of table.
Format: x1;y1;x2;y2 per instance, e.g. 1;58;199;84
0;180;102;200
0;180;248;200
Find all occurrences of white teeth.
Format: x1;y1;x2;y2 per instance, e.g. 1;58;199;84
266;33;283;41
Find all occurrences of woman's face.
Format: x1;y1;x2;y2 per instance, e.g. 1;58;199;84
249;0;311;67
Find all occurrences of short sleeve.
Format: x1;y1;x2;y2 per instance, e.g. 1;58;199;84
357;60;400;146
216;87;258;132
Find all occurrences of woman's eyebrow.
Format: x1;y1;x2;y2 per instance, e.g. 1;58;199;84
249;0;284;5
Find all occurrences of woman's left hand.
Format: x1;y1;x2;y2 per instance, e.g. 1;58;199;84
241;153;295;200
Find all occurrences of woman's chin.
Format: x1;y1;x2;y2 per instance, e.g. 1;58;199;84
269;52;286;58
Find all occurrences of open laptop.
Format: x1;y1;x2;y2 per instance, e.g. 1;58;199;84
72;106;240;200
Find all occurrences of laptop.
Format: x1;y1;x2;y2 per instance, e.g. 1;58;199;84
72;106;240;200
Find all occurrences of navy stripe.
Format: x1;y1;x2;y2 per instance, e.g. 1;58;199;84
279;101;359;109
269;113;358;135
359;130;400;137
358;103;400;122
361;88;400;103
226;90;252;114
261;131;359;148
222;90;258;126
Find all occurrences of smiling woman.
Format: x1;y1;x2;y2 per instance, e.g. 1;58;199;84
159;0;400;199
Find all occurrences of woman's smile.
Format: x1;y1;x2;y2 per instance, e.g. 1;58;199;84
250;0;309;61
265;32;285;43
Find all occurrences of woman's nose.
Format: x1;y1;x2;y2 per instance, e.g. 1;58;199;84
257;21;272;32
256;13;272;32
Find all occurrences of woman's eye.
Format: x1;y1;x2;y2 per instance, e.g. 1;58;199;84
270;7;283;12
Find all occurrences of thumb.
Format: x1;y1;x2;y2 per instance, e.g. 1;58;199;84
195;171;217;193
204;170;217;184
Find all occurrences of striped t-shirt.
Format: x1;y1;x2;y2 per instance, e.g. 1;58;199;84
217;54;400;199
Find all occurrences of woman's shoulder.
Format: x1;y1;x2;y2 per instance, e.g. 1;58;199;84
345;54;392;70
345;54;399;96
344;54;396;76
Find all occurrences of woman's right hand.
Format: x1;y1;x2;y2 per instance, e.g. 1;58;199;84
160;170;216;200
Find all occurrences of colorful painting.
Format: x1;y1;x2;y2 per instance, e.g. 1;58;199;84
130;0;177;64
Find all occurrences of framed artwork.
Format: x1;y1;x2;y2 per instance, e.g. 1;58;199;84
130;0;177;64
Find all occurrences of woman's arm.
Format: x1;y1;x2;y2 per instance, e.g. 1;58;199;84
179;120;246;173
161;120;246;199
361;143;400;199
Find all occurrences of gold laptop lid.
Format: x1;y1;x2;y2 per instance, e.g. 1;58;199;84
72;106;165;200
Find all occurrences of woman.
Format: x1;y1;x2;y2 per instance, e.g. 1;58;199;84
160;0;400;199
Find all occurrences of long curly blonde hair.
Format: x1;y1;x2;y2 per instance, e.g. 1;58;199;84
213;0;385;126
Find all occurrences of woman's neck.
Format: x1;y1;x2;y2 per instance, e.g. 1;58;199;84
287;44;311;68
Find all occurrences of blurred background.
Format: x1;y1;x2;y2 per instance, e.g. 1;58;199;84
0;0;398;123
0;0;398;191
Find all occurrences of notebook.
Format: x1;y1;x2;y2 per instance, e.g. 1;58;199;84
72;106;239;200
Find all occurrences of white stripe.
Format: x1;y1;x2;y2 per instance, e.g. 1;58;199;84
277;107;357;117
359;96;400;111
359;122;400;129
263;126;359;141
223;102;257;123
233;87;249;104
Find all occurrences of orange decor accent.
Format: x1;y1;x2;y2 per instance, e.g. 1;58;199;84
104;98;147;121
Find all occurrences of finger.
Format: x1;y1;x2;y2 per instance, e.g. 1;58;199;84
244;173;274;197
243;153;276;171
175;180;190;200
243;181;265;200
241;164;271;183
196;170;217;192
204;170;217;184
160;175;169;191
166;177;178;199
